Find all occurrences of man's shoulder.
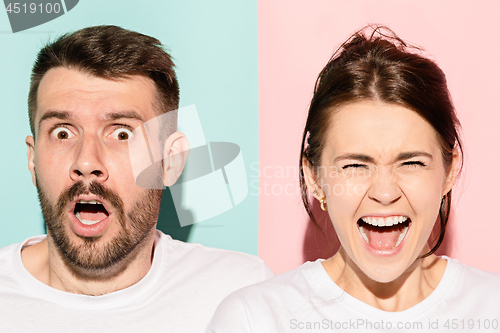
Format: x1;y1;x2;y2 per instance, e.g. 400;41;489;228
0;235;46;265
0;240;18;266
0;241;17;255
0;236;40;263
0;237;45;294
156;230;274;281
152;231;274;330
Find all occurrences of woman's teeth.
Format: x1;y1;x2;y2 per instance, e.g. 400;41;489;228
359;225;369;244
394;226;409;247
361;216;408;227
358;216;410;250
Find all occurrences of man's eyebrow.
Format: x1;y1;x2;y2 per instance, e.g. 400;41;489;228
37;111;145;132
334;154;375;163
105;111;145;122
38;111;71;131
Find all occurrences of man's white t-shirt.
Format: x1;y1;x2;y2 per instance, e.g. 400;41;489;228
208;257;500;332
0;230;274;332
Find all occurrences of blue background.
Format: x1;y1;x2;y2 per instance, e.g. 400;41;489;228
0;0;259;254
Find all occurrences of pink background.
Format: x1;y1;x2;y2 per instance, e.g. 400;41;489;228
258;0;500;274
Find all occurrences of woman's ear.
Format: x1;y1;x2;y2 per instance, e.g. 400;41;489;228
162;132;190;187
302;157;324;199
443;148;459;196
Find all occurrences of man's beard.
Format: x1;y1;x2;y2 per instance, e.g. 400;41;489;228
36;179;162;276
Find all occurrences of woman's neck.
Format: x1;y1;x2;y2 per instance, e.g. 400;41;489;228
322;247;447;312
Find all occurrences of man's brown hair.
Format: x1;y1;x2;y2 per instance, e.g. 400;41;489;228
28;25;179;136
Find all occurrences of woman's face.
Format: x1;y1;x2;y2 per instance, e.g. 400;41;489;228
309;100;457;283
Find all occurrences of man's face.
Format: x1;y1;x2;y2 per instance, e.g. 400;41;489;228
26;67;163;274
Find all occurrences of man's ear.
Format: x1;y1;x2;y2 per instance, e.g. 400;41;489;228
26;136;37;187
443;148;460;196
302;157;324;199
162;132;189;187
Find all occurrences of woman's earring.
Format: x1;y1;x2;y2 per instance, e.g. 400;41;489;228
313;190;319;196
320;197;328;211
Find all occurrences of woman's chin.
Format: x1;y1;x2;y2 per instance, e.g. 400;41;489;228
355;259;414;284
364;271;404;284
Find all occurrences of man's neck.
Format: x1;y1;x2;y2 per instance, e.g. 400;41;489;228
20;232;156;296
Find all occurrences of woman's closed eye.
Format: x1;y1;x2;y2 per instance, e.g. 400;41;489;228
402;160;426;168
342;163;368;169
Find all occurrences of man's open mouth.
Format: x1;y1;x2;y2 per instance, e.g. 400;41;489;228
73;200;109;226
358;216;410;251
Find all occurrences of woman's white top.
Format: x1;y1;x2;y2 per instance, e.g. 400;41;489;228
207;257;500;332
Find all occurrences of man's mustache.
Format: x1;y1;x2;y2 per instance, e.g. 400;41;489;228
56;181;124;216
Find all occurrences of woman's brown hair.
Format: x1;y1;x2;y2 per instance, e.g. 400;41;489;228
299;26;462;257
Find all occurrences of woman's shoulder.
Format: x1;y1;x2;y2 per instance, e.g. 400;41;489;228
218;260;337;306
444;256;500;294
234;261;321;294
207;260;338;332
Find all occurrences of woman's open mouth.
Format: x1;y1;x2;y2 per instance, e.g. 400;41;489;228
358;216;411;251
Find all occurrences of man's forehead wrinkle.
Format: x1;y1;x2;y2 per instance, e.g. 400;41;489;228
105;111;145;122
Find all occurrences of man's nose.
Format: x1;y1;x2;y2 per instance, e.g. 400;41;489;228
70;135;108;182
367;167;402;205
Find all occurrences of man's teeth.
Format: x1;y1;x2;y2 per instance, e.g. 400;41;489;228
361;216;408;227
78;200;101;204
75;212;102;225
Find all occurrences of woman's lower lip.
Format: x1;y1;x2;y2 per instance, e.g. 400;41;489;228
68;212;111;237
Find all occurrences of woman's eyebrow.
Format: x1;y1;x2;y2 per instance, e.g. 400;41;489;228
333;151;433;164
395;151;433;161
334;154;375;163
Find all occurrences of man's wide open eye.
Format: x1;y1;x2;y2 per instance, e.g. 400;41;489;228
52;127;74;140
110;127;133;141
